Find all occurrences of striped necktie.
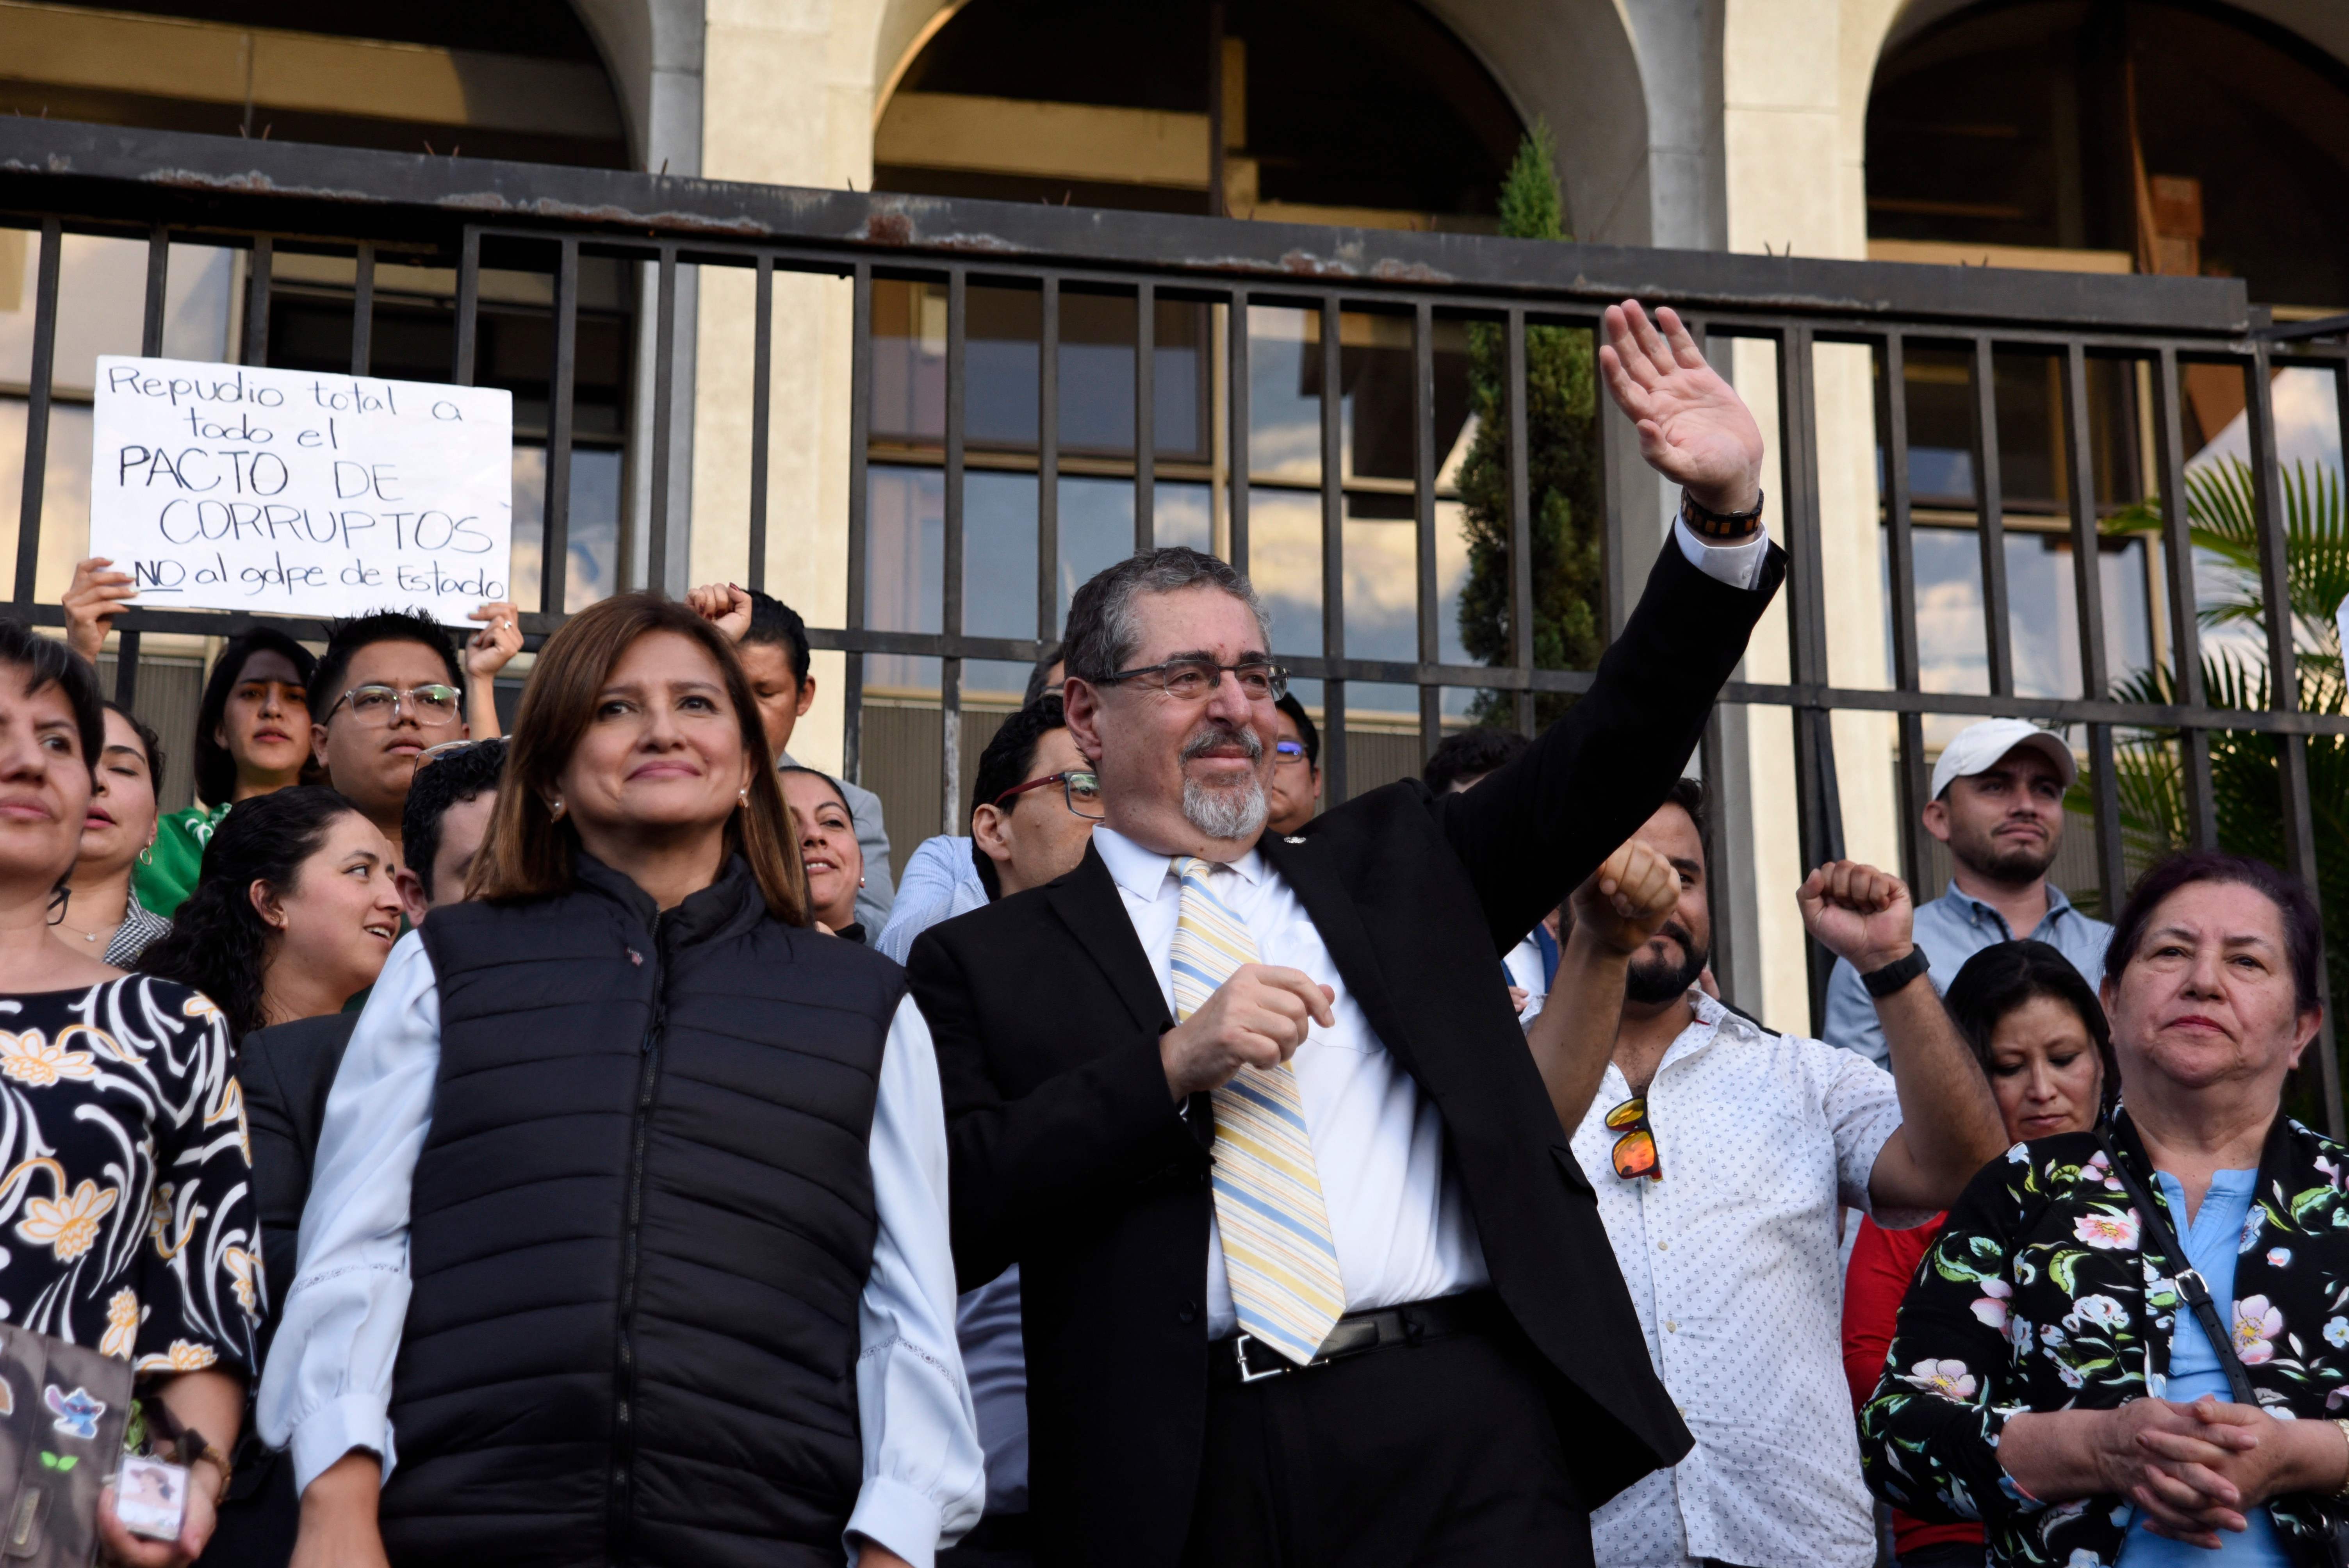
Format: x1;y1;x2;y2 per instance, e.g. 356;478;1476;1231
1171;857;1344;1365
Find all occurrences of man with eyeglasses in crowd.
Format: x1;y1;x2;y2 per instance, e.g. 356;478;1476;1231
1263;692;1322;836
905;302;1804;1566
1517;778;2006;1568
875;644;1067;964
306;609;485;867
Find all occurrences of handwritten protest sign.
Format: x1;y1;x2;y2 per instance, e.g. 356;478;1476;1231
89;357;513;625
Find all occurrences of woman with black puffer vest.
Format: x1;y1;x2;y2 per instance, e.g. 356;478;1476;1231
257;593;983;1568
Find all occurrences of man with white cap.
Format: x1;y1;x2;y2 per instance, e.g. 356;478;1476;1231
1823;718;2114;1065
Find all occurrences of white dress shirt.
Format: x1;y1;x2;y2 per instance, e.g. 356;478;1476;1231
257;932;986;1568
1567;991;1917;1568
1091;829;1489;1335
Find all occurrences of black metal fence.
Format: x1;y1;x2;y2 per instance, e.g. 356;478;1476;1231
2;120;2341;1118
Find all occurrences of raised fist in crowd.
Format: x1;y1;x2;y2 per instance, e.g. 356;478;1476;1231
1797;860;1915;973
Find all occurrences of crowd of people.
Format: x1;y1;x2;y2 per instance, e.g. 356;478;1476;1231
0;298;2340;1568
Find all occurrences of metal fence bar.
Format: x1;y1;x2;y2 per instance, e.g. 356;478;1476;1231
2245;342;2340;1135
1228;289;1249;572
1968;336;2014;697
451;228;477;384
140;224;168;356
542;237;578;617
242;233;271;366
941;267;967;836
1134;281;1155;553
118;221;169;708
747;254;772;593
1877;332;1928;893
1777;323;1842;1030
1699;708;1739;1007
2061;342;2127;911
1038;276;1060;652
844;262;872;783
1506;307;1533;736
350;241;374;376
1414;300;1440;762
1319;294;1347;805
2150;346;2214;848
11;219;59;608
647;245;678;597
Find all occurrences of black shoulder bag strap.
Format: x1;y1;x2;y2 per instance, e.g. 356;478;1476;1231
2092;1129;2258;1406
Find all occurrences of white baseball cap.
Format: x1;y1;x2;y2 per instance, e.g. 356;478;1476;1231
1928;719;2078;802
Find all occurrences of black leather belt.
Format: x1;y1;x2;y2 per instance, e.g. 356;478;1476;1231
1208;1290;1500;1385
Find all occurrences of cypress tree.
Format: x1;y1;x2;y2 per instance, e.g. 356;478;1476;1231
1455;123;1604;729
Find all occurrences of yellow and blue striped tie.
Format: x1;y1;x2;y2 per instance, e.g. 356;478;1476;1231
1171;857;1344;1365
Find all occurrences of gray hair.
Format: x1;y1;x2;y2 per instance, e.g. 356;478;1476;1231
1061;548;1271;683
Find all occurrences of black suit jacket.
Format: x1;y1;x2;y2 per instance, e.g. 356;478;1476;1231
906;540;1784;1568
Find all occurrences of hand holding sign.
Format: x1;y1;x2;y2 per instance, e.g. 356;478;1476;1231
90;357;514;626
62;558;138;660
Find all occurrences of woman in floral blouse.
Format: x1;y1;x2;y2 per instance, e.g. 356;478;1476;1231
1861;851;2348;1567
0;620;260;1568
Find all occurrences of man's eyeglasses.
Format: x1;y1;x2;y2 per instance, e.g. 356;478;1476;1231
1605;1096;1662;1181
1273;740;1310;767
1096;658;1287;703
992;769;1105;821
327;683;463;729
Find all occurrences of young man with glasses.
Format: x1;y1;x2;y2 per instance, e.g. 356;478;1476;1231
1519;779;2006;1568
306;610;475;866
1263;692;1322;836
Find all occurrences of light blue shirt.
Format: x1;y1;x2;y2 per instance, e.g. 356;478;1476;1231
1824;884;2113;1065
874;832;1028;1516
877;835;990;965
2117;1170;2293;1568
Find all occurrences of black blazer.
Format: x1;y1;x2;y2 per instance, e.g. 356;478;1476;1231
202;1012;358;1568
905;540;1785;1567
238;1012;359;1366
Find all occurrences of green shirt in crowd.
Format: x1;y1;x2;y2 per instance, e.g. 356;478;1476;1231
133;801;231;918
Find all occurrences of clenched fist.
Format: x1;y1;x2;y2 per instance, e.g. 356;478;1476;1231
1797;860;1914;973
1569;837;1681;957
686;582;754;642
1160;963;1336;1100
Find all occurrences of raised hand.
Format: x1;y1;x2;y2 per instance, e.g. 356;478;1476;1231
686;582;754;643
62;556;137;661
1569;837;1681;957
464;602;524;681
1797;860;1915;973
1597;301;1766;516
1158;962;1336;1100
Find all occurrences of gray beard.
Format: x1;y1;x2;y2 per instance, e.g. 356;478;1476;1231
1182;774;1267;842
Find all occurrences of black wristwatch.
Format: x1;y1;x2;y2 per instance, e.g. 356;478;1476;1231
1861;946;1931;999
1679;486;1766;540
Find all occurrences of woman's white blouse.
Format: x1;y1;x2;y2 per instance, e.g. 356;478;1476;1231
256;931;986;1567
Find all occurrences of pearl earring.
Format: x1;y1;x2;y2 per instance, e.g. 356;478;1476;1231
738;787;749;809
548;798;567;821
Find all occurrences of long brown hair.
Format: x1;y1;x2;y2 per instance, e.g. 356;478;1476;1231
468;593;809;923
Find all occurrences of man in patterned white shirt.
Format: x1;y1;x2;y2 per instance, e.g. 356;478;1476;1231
1524;777;2007;1568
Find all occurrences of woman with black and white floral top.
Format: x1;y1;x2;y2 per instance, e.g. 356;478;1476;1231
0;618;260;1568
1861;851;2349;1568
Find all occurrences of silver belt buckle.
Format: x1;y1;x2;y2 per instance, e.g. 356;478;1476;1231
1233;1333;1299;1383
